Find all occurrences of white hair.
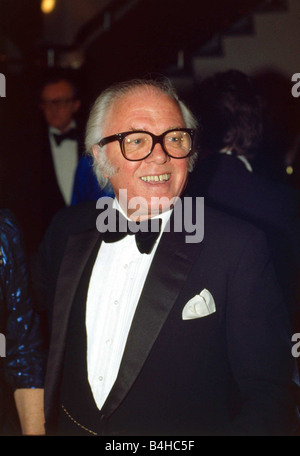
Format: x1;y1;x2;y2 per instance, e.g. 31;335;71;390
85;78;199;189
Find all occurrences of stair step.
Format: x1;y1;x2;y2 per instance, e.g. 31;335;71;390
256;0;288;13
194;35;223;57
223;15;255;36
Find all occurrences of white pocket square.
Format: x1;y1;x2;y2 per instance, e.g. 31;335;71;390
182;289;216;320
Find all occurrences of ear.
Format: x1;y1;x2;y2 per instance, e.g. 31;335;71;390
92;144;100;161
92;145;109;178
73;99;81;113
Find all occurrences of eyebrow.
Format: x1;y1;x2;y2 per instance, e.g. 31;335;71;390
127;126;184;132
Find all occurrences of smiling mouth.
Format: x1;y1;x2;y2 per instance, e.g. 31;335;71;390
140;173;171;183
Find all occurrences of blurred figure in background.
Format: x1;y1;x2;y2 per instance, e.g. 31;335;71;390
0;209;45;435
4;70;86;257
253;70;300;189
71;154;114;206
38;71;83;229
188;69;300;330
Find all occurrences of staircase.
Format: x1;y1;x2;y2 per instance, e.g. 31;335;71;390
192;0;298;81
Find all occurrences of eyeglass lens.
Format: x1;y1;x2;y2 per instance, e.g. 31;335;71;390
122;130;192;160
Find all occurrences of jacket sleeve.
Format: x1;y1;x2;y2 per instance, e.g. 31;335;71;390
0;211;45;390
225;228;299;435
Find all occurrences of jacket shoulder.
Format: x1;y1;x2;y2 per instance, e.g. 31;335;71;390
204;205;268;251
49;201;99;235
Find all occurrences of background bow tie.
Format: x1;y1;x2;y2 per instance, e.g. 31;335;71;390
53;128;78;146
101;211;162;254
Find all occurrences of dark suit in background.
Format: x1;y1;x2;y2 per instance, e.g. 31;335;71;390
8;72;84;255
37;121;85;232
188;69;300;332
7;120;84;256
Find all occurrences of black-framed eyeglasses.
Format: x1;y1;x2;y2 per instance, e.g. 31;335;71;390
98;128;195;161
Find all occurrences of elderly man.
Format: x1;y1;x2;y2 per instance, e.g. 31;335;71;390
38;78;298;436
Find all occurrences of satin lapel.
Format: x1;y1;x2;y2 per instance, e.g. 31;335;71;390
45;228;100;416
102;225;204;417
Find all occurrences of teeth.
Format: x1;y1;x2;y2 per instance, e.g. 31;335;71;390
141;173;171;182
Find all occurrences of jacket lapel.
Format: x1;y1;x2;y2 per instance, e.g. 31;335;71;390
45;228;100;420
102;225;204;417
46;198;205;422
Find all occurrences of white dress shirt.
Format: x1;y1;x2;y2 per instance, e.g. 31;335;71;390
85;200;171;410
49;121;78;205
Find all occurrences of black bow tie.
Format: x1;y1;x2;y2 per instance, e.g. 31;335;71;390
101;211;162;254
52;128;78;146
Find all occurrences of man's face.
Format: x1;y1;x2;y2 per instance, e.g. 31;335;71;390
94;87;189;219
40;80;80;132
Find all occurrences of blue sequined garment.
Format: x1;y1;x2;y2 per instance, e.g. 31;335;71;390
0;210;45;390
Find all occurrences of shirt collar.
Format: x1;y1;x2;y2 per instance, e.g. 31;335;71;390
49;120;77;136
113;196;172;233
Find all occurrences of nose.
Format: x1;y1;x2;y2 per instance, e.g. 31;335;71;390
145;142;169;164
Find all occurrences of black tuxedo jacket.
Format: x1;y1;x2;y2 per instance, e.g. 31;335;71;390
37;200;298;436
188;153;300;327
39;124;85;231
5;121;85;255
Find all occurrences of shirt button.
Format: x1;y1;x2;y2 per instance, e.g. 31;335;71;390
114;300;119;305
123;263;128;269
99;376;103;381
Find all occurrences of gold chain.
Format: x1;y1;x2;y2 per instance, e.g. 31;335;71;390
61;404;98;436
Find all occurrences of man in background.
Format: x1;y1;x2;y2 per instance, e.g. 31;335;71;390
39;72;83;229
14;72;85;255
188;69;300;332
